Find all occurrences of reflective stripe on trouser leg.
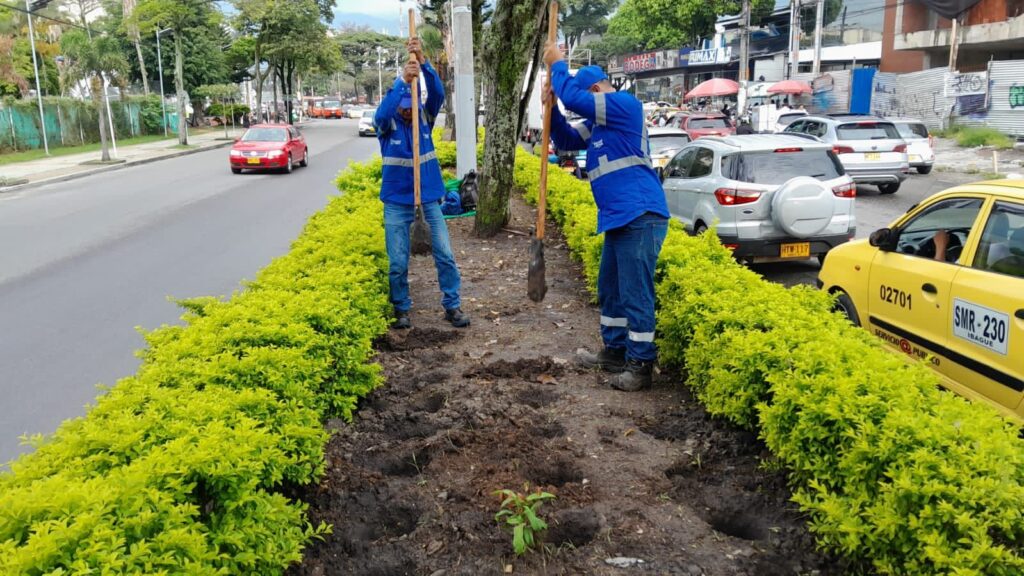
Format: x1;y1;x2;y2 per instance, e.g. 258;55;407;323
598;236;627;350
610;213;668;362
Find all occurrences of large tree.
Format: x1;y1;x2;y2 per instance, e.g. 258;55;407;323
60;29;127;161
607;0;773;50
560;0;618;57
335;30;404;102
121;0;150;94
474;0;550;237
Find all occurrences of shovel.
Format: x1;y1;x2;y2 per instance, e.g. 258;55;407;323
409;9;432;256
528;0;559;302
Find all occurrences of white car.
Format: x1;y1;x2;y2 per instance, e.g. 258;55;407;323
889;118;935;174
358;109;377;137
648;127;691;173
774;110;807;133
661;134;856;264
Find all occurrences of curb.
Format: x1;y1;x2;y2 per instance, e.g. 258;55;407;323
0;140;234;195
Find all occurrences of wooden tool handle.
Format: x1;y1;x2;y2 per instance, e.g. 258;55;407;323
537;0;558;241
409;8;421;208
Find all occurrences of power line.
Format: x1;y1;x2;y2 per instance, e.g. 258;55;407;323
0;1;90;31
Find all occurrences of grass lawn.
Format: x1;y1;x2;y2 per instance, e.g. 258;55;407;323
0;134;170;166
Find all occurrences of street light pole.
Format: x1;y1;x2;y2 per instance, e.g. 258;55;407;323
156;28;171;137
376;46;385;105
25;0;50;155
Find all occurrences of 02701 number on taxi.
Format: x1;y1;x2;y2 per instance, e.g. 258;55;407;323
953;298;1009;355
879;285;912;310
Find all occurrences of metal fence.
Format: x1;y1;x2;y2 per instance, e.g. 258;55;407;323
0;97;164;153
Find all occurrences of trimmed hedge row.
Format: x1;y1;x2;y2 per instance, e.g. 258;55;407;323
0;160;392;574
513;149;1024;575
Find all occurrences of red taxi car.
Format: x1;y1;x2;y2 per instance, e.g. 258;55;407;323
229;124;308;174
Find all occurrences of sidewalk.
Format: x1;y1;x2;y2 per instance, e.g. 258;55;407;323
933;137;1024;178
0;130;236;193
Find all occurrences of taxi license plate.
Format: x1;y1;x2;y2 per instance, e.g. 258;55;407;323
865;152;881;161
246;157;261;165
780;242;810;258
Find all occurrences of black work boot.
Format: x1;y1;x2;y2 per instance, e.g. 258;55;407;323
577;347;627;373
611;359;654;391
392;309;412;330
444;308;471;328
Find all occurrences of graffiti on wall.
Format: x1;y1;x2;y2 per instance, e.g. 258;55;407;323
944;72;988;97
1011;84;1024;109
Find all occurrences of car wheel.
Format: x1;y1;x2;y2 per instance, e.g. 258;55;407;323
917;165;933;175
878;182;900;194
299;149;309;167
285;154;293;174
231;168;242;174
694;222;708;236
834;292;861;327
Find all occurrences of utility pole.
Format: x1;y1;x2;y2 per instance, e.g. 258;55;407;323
812;0;824;75
156;28;170;137
376;46;386;105
739;0;751;82
788;0;801;79
25;0;50;155
452;0;477;178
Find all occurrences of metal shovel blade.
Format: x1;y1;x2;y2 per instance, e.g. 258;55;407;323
527;238;547;302
411;206;432;256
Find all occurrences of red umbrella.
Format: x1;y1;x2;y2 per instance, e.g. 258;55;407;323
767;80;812;95
684;78;740;100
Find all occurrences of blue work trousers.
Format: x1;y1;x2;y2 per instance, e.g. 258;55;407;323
383;201;462;312
598;212;668;362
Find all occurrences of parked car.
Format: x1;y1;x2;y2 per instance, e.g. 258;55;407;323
647;127;691;173
660;134;856;264
229;124;308;174
358;109;377;137
785;115;909;194
889;118;935;174
819;179;1024;422
775;110;808;133
679;114;734;139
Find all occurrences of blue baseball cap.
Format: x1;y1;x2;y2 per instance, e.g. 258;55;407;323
573;65;608;90
399;93;412;109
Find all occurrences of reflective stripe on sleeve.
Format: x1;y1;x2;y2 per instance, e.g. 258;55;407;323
382;150;439;167
641;125;650;159
600;315;628;327
594;93;607;125
628;331;655;343
574;122;592;142
588;155;652;181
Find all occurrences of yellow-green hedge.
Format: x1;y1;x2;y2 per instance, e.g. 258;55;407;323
0;160;392;574
514;149;1024;575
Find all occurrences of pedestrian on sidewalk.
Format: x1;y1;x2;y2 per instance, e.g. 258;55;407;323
373;37;469;330
542;41;669;391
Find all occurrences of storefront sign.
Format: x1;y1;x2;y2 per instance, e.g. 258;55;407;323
687;46;732;66
1011;83;1024;109
623;52;657;74
812;74;834;93
608;54;623;74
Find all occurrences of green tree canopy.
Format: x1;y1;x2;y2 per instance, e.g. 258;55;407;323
607;0;774;50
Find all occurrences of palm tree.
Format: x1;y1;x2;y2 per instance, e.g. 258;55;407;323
60;30;128;162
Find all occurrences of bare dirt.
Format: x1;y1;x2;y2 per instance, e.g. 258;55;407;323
290;195;853;575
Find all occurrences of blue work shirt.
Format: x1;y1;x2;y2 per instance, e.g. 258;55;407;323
548;60;669;234
374;61;445;206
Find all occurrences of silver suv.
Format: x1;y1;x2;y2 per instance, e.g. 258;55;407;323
661;134;856;264
784;114;909;194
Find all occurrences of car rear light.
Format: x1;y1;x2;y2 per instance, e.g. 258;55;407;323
833;145;855;154
723;244;739;251
714;188;761;206
773;147;803;153
832;182;856;198
893;143;907;153
857;122;877;127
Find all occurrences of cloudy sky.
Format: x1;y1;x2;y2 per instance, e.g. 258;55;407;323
335;0;417;34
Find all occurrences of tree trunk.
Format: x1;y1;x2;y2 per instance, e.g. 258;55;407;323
272;64;280;121
474;0;548;237
285;60;294;125
134;39;150;95
254;38;263;121
93;75;110;162
174;33;187;145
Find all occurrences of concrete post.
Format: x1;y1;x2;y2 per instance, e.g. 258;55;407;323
789;0;801;79
812;0;824;75
452;0;477;178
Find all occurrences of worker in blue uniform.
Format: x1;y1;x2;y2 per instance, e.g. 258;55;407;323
374;38;469;329
543;41;669;391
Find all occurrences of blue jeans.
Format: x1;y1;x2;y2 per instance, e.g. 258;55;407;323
598;212;668;362
384;201;462;312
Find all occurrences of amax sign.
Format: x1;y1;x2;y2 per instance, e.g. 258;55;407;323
688;46;732;66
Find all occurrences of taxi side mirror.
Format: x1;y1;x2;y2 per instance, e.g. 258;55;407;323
869;228;895;250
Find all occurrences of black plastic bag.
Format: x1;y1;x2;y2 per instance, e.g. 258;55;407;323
459;170;478;211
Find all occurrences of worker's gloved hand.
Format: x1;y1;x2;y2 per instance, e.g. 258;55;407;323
403;58;421;85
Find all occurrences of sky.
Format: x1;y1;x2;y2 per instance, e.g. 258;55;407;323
335;0;416;35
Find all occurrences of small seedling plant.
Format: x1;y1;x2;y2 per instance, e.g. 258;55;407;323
493;487;556;555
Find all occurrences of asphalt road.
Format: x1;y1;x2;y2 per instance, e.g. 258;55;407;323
753;171;981;287
0;119;377;464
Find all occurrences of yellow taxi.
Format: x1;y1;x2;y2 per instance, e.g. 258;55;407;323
818;180;1024;422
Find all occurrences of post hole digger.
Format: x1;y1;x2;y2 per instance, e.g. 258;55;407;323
408;9;432;257
527;0;559;303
